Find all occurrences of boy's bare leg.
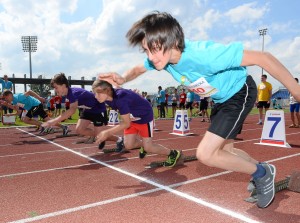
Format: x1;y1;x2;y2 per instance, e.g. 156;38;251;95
196;131;257;174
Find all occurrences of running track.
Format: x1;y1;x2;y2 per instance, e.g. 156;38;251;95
0;114;299;223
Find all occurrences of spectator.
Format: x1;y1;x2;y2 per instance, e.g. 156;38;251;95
200;97;210;122
185;89;195;117
46;92;55;117
0;74;13;114
54;95;62;117
256;74;272;125
165;89;169;114
171;88;179;118
289;77;300;128
179;88;186;109
157;86;166;118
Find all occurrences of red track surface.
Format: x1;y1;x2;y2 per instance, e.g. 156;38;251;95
0;114;300;223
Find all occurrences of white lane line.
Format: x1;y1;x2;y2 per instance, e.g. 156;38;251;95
9;128;260;223
0;150;66;158
0;163;98;178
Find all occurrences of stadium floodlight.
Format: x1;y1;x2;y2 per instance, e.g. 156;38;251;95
21;36;38;79
259;28;267;75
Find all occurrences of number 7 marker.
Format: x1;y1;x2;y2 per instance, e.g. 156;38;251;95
256;110;291;148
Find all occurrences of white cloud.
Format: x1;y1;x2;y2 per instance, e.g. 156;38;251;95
225;2;269;23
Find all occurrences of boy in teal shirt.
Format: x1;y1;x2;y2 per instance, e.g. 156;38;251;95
99;11;300;208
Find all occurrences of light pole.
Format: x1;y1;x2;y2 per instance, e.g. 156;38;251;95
259;28;267;75
21;36;38;79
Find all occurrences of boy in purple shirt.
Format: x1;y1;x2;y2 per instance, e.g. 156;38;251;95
42;73;123;150
92;79;181;167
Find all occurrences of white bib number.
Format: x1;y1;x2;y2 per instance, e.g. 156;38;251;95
187;77;218;97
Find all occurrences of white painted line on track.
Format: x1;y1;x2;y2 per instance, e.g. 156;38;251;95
9;128;261;223
0;150;66;158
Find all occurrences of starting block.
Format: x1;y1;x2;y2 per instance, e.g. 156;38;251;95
2;114;16;124
108;110;119;126
255;110;291;148
170;110;193;136
245;170;300;203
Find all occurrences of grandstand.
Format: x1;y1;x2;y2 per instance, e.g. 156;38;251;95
271;87;290;108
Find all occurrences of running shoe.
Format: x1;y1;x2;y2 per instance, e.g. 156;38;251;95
62;125;69;136
139;147;147;159
39;126;47;135
115;137;124;152
253;163;276;208
164;150;181;167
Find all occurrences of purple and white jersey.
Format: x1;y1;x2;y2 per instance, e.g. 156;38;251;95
105;88;153;124
67;88;106;114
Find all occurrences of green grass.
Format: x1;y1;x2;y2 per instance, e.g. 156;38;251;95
0;107;289;128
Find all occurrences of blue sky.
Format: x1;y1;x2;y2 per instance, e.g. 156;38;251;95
0;0;299;93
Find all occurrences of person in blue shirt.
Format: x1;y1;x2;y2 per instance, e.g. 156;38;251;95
99;11;300;208
185;89;195;118
0;90;68;135
0;74;13;114
157;86;166;118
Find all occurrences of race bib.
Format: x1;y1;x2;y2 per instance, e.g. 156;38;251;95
187;77;218;97
16;102;25;108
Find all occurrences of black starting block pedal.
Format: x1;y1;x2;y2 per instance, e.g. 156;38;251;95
145;155;197;169
245;170;300;203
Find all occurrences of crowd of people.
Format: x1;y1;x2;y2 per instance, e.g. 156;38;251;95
1;11;300;209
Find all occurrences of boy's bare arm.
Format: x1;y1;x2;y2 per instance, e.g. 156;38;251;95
241;50;300;101
98;64;147;87
24;90;45;103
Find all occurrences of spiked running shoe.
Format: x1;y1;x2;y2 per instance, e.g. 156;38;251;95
62;125;69;136
139;147;147;159
163;150;181;167
115;138;124;152
253;163;276;208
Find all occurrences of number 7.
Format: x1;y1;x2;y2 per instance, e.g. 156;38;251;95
267;117;281;137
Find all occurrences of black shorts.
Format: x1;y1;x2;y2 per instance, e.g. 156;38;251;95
185;102;193;110
47;107;55;112
200;100;208;110
55;104;62;109
257;101;270;109
80;110;108;127
172;102;177;107
208;76;257;139
27;104;48;120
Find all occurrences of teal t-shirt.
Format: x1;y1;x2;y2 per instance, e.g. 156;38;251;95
12;93;41;111
187;91;195;102
144;39;247;103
